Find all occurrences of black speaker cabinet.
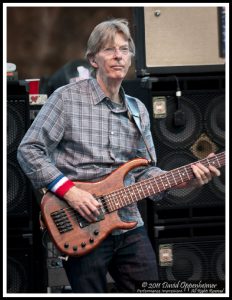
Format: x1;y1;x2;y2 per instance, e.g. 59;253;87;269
122;75;225;239
154;235;225;284
133;7;225;76
7;232;44;293
150;75;225;212
7;81;32;230
123;75;225;210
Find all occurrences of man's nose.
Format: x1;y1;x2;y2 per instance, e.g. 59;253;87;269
113;48;122;57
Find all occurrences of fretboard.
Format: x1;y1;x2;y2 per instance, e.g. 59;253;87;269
103;151;225;212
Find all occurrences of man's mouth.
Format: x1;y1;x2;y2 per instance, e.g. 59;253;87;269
111;65;124;70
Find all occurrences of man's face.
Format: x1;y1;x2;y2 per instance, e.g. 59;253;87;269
93;32;132;81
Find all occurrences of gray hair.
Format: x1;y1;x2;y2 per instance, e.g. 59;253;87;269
85;18;135;62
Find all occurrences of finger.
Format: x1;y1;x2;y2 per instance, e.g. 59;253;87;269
77;206;94;223
207;152;215;158
209;165;221;177
195;163;212;181
90;206;101;217
79;203;100;222
90;197;101;210
191;165;206;185
88;199;101;217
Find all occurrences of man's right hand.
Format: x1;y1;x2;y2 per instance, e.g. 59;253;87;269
63;186;101;223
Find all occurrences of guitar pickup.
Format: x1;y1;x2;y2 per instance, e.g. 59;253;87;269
51;209;73;234
78;206;105;228
96;207;105;222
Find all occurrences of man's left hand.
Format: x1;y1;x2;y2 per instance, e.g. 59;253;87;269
187;152;221;188
176;153;221;189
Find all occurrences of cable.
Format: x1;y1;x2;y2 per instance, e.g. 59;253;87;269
173;75;186;127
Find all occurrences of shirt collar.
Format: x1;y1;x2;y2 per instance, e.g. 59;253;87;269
90;78;126;106
90;78;107;105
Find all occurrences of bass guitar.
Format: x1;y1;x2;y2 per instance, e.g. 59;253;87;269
41;151;225;257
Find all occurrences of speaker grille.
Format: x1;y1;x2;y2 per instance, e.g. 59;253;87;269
155;150;225;209
7;81;32;226
7;233;34;293
7;161;28;216
7;256;29;293
153;96;202;149
153;92;224;155
152;84;225;211
7;104;26;154
205;95;225;146
156;151;201;206
156;238;225;282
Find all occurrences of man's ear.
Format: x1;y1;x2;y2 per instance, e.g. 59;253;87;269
90;57;98;68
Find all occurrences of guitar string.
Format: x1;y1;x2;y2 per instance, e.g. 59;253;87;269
57;153;225;225
67;153;225;212
55;153;225;224
53;153;225;225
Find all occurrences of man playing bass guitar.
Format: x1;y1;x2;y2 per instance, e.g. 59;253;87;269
17;19;222;293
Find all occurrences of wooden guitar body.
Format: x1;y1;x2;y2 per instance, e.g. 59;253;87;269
41;152;225;257
41;158;149;256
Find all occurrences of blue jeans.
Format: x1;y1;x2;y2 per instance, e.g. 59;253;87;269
63;226;159;293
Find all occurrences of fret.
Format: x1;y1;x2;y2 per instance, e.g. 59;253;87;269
102;151;225;213
126;187;135;204
159;174;168;189
113;199;120;208
165;173;172;188
159;175;166;190
115;191;123;209
174;169;183;184
177;168;185;183
156;174;165;192
184;166;191;180
140;182;148;198
171;170;178;186
160;174;169;189
117;191;124;208
145;181;156;197
206;157;211;167
134;183;145;199
129;188;136;201
178;166;190;181
121;192;130;206
105;196;114;212
124;190;132;205
215;156;221;168
151;179;161;193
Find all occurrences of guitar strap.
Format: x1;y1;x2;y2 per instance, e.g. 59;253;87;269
125;95;156;163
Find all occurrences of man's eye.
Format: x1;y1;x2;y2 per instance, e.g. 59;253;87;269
105;48;113;52
120;48;129;53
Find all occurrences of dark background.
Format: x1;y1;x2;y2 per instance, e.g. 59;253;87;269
7;6;136;80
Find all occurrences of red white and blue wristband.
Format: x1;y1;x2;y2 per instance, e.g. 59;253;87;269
47;175;75;198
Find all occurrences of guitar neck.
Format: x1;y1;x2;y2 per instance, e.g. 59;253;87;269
104;152;225;212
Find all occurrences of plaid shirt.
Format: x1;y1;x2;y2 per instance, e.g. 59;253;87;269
17;78;165;234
